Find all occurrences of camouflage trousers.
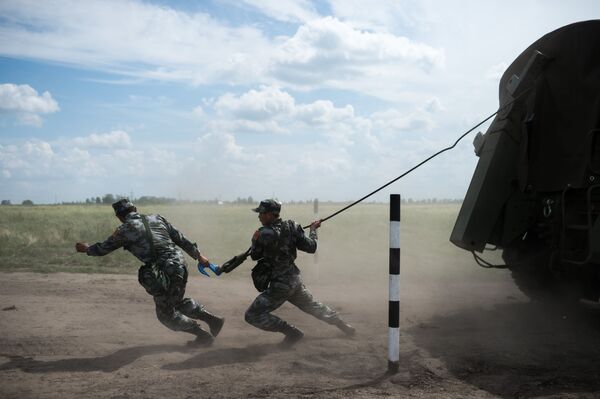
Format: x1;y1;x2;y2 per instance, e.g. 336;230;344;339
244;273;340;332
150;263;213;336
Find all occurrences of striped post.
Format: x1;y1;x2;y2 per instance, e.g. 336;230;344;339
313;198;319;279
388;194;401;372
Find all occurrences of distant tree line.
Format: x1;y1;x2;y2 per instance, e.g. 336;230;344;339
0;195;463;206
1;199;34;206
79;194;179;205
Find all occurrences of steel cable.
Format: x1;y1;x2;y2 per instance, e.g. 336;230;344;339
301;90;530;229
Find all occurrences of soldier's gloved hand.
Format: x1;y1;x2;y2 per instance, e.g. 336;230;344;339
198;253;210;267
310;220;322;231
75;242;89;253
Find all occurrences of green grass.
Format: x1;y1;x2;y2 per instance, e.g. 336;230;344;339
0;203;503;282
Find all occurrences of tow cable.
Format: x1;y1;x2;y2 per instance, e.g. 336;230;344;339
301;90;531;229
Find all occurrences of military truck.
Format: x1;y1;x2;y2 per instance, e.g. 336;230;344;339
450;20;600;300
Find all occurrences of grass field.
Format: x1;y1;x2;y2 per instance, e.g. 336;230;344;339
0;202;503;282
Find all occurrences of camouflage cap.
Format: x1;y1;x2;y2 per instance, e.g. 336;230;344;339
112;198;135;215
252;199;281;214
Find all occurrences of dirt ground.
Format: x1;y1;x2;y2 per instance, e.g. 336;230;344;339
1;269;599;399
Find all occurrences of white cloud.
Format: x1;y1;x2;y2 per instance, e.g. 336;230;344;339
23;140;54;158
372;97;443;134
59;147;105;178
298;146;352;175
0;139;94;180
0;2;444;101
72;130;132;148
214;86;295;120
206;86;369;141
186;87;448;200
199;132;263;163
206;118;291;135
272;17;444;86
0;0;272;85
329;0;427;34
0;83;59;126
0;134;182;184
207;86;295;134
373;108;432;133
295;100;354;126
0;144;24;170
16;113;44;128
0;83;449;203
0;140;55;178
238;0;320;23
189;131;357;200
0;84;59;113
146;148;182;176
192;105;205;119
424;97;444;113
205;86;437;151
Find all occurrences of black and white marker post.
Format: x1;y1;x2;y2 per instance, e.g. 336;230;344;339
313;198;319;279
388;194;401;373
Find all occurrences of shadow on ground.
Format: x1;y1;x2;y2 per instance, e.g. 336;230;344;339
411;301;600;398
0;342;288;374
0;344;187;373
161;343;283;370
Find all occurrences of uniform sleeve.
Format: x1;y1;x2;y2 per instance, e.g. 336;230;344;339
158;215;199;259
86;227;127;256
293;222;318;254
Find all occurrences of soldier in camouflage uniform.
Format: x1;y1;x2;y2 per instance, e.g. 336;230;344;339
244;199;355;346
75;199;224;346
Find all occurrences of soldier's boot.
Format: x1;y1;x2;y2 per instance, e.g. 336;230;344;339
334;319;356;337
197;310;225;337
279;323;304;348
186;324;214;347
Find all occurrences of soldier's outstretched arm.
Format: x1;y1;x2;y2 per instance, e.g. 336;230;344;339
158;215;207;264
78;227;127;256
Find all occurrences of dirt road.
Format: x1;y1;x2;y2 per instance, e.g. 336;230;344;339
1;270;599;398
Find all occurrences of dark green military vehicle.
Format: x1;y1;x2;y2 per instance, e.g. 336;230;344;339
451;20;600;300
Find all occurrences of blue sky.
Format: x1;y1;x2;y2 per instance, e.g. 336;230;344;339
0;0;598;204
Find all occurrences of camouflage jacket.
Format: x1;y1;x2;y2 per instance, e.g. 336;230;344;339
86;212;199;265
250;218;317;278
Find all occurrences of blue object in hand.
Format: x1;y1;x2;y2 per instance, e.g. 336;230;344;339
198;262;221;277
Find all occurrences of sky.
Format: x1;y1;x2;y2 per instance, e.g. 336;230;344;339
0;0;598;204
